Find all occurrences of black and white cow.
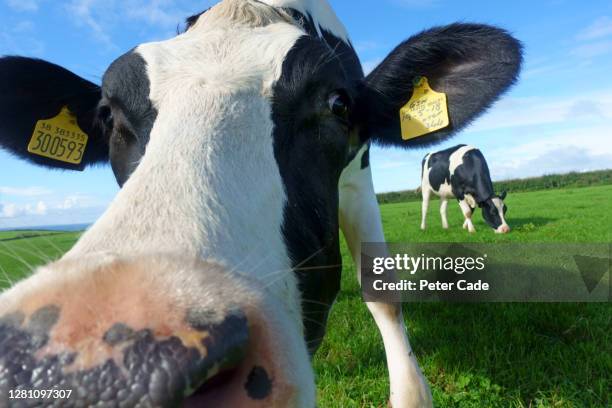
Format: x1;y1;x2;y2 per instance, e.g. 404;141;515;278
0;1;521;406
421;145;510;234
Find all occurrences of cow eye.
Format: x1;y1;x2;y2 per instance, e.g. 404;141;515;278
99;105;114;128
328;90;350;119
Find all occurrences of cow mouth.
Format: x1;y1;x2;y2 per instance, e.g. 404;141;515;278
183;366;242;407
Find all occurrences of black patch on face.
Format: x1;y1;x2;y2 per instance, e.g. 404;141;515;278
481;199;504;229
284;9;364;83
101;51;157;186
103;322;135;346
272;10;366;354
244;366;272;400
271;36;358;355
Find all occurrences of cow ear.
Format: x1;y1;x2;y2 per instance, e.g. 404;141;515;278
354;24;522;148
0;57;108;171
500;191;508;200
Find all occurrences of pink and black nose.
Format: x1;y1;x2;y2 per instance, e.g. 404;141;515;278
0;259;279;407
0;307;270;406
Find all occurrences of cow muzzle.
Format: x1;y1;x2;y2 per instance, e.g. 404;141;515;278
0;256;310;407
495;224;511;234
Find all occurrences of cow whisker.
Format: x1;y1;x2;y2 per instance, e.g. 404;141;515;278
0;263;14;287
0;241;52;264
0;247;35;273
17;238;57;263
301;299;334;307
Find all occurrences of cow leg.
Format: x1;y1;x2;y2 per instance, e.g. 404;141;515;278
459;200;476;233
339;147;433;408
421;188;431;230
439;198;449;229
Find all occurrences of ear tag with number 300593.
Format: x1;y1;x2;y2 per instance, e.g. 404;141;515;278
399;76;450;140
27;106;89;165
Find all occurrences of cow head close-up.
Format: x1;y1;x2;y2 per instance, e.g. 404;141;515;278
0;0;522;406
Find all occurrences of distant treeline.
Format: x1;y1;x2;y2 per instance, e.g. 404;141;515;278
376;169;612;204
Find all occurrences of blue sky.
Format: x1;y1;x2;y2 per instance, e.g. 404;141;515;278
1;0;611;228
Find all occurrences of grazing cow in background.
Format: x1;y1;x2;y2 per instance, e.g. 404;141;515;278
421;145;510;234
0;0;521;406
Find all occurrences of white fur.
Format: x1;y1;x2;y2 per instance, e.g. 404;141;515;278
62;4;315;405
491;197;510;233
459;199;476;233
340;146;433;408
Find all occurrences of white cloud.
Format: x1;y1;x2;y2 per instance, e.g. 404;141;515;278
65;0;209;47
1;203;19;218
0;201;47;218
67;0;117;49
0;19;45;56
468;89;612;133
571;40;612;58
570;17;612;59
489;146;612;181
484;125;612;180
5;0;39;12
0;186;52;197
0;191;108;223
126;0;189;27
577;16;612;41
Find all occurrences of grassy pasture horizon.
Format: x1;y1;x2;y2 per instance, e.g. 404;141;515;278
1;184;611;407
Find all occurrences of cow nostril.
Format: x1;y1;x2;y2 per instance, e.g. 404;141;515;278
245;365;273;400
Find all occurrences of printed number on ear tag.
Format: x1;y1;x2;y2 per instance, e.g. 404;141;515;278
399;77;450;140
27;106;89;165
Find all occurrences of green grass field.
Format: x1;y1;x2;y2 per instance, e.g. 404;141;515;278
1;185;611;407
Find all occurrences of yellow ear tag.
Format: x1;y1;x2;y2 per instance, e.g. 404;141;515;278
27;106;89;165
399;76;450;140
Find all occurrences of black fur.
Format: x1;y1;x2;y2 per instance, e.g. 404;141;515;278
101;51;157;186
0;57;108;170
271;36;356;355
356;24;523;148
360;144;371;169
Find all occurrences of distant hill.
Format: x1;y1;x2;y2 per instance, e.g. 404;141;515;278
377;169;612;204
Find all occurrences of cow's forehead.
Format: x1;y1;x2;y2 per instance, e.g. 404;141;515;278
257;0;349;42
119;0;350;105
134;25;303;105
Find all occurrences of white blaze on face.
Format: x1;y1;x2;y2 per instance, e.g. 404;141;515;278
67;1;307;318
491;197;510;233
